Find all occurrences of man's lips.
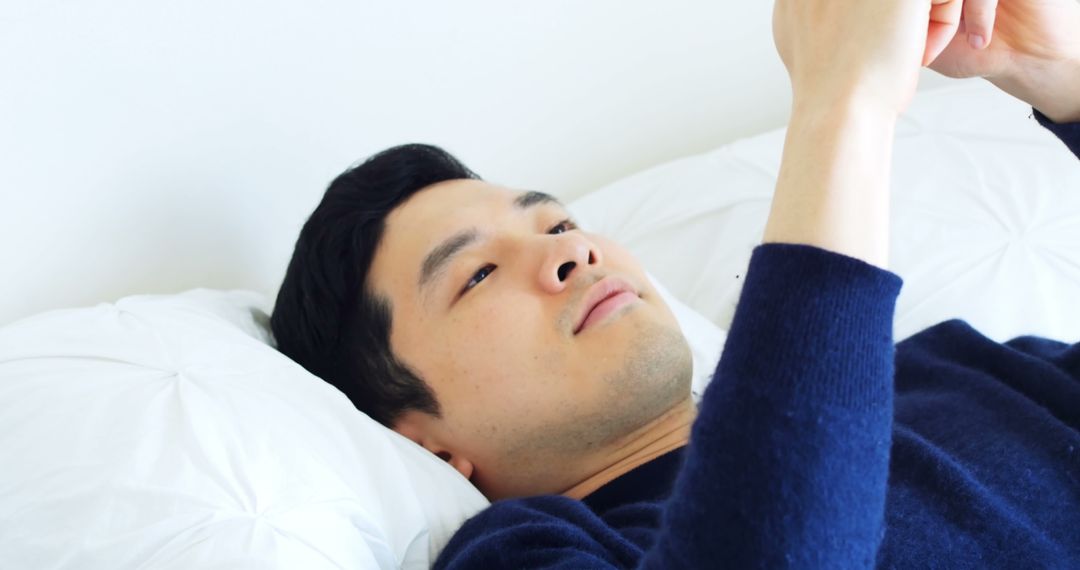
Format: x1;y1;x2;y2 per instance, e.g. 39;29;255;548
573;276;640;335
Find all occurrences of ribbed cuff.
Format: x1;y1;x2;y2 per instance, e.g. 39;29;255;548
713;242;904;410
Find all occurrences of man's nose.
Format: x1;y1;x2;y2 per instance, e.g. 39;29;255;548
538;233;601;293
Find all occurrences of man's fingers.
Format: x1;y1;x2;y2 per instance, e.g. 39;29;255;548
963;0;999;49
925;0;963;66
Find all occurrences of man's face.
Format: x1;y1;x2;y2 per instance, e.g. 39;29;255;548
368;179;692;500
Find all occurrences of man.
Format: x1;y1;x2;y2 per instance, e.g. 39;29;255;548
271;0;1080;566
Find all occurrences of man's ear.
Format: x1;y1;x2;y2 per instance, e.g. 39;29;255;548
393;410;475;481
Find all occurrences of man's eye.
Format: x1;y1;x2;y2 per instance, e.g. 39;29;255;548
458;221;575;297
548;219;578;235
462;264;496;294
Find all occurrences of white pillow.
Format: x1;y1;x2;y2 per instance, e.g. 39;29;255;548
0;284;723;569
568;79;1080;343
0;289;484;569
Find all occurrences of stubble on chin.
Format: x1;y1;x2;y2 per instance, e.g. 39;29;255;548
505;318;693;461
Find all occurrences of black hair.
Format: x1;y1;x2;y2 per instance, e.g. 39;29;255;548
270;143;482;427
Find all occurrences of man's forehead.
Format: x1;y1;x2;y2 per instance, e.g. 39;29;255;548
386;179;524;239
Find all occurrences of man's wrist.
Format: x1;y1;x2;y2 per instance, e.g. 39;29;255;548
764;100;897;269
989;55;1080;124
792;85;906;124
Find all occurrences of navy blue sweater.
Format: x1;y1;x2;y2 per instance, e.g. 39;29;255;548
433;108;1080;569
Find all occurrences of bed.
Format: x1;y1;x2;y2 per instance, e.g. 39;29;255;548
1;79;1078;569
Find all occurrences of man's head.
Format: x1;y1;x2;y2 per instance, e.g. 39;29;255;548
272;144;692;500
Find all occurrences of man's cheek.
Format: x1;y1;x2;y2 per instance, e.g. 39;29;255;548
594;235;641;267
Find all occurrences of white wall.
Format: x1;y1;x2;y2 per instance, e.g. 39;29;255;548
0;0;954;326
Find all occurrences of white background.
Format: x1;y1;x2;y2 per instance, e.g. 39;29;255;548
0;0;954;326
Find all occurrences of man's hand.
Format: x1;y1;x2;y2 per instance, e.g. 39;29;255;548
926;0;1080;123
773;0;963;117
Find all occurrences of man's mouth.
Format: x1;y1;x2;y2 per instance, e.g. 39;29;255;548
573;277;640;335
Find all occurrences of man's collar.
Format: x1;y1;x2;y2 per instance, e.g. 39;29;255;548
581;445;687;514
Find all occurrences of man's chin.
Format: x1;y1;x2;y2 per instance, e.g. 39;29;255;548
590;319;693;438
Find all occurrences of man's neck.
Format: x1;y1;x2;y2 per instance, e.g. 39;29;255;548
560;396;697;500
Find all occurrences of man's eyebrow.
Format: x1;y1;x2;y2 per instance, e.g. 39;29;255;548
514;190;562;210
418;228;480;295
417;190;565;296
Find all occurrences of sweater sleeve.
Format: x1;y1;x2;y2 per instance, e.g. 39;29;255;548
1033;107;1080;159
640;243;903;569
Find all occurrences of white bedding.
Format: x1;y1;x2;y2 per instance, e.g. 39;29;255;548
2;79;1078;569
0;290;485;569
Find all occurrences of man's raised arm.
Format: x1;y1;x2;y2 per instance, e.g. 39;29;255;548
644;1;1080;567
636;0;942;566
